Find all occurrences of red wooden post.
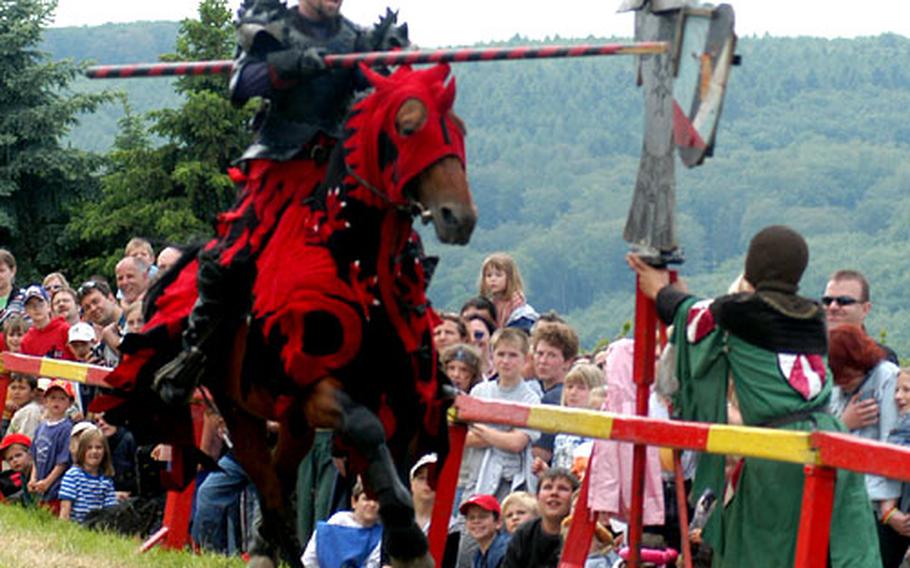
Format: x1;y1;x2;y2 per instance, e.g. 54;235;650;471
793;465;836;568
674;450;694;568
161;478;196;550
628;276;658;568
158;400;206;550
558;459;597;568
429;422;467;565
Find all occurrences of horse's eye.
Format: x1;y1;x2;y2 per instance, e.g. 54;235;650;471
396;98;427;137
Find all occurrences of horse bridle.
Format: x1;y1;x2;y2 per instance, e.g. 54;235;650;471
344;161;434;224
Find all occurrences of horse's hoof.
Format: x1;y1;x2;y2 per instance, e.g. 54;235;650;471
390;552;435;568
385;522;429;561
247;555;277;568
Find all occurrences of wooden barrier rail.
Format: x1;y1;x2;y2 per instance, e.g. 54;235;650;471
447;394;910;568
453;394;910;481
0;352;112;387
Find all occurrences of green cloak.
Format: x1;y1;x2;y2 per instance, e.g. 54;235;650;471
670;295;880;568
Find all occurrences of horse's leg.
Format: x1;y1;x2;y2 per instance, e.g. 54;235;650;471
334;391;432;567
217;403;302;568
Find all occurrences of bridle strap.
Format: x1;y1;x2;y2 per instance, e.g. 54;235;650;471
344;162;430;222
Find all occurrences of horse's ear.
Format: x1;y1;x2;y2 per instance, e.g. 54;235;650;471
424;63;451;85
359;62;392;89
439;76;456;111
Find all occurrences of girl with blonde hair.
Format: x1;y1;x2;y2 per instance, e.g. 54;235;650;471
478;252;538;332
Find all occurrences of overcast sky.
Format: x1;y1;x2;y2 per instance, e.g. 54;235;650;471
51;1;910;47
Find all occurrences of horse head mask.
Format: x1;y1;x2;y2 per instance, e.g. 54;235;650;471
345;63;476;244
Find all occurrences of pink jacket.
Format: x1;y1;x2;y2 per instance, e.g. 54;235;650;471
587;338;665;526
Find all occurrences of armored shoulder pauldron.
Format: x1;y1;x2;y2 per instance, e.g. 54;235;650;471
236;0;289;52
363;9;410;51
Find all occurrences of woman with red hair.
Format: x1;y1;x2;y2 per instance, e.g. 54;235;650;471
829;324;905;566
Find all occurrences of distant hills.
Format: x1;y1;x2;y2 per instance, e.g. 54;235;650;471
42;23;910;355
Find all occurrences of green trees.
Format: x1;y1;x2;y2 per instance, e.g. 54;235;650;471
0;0;110;280
66;0;254;277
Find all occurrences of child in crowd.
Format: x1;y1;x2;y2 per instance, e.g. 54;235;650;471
478;253;538;333
124;302;145;334
66;322;97;362
301;477;383;568
469;328;541;501
69;421;99;460
125;237;154;263
534;363;604;478
28;379;75;513
459;329;540;568
2;313;30;353
443;343;483;394
882;368;910;567
20;285;71;359
460;494;510;568
501;491;538;534
59;427;117;523
6;375;42;440
502;468;578;568
0;432;34;505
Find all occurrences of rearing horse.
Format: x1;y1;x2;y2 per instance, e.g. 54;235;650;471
96;64;475;567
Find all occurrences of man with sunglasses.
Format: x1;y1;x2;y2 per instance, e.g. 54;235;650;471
77;281;124;367
822;269;898;364
822;270;898;435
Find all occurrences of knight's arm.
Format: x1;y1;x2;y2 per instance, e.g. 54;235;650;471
229;4;327;105
230;43;329;106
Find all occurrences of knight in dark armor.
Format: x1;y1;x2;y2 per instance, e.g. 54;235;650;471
154;0;409;404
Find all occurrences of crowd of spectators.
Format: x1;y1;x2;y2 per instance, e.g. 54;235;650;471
0;241;909;568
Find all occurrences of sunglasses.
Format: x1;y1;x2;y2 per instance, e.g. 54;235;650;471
77;280;109;300
78;281;100;295
821;295;859;307
472;330;487;341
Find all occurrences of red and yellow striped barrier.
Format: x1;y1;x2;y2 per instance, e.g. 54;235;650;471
453;394;910;482
0;352;112;388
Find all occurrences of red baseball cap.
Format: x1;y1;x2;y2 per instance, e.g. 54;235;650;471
44;379;75;400
0;433;31;453
459;494;501;517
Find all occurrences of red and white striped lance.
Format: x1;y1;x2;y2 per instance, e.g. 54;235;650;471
85;41;668;79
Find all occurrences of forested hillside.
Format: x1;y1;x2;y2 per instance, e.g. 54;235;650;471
42;25;910;354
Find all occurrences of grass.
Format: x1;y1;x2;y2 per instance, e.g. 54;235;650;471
0;503;246;568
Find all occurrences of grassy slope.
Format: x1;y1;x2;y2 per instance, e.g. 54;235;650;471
0;504;244;568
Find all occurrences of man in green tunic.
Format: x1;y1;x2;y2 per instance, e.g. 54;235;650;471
627;225;880;567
